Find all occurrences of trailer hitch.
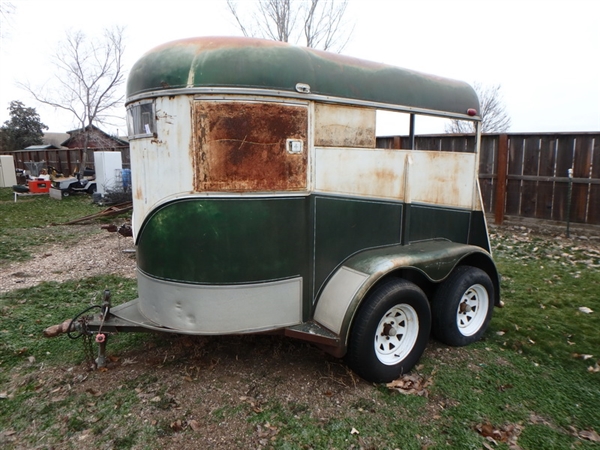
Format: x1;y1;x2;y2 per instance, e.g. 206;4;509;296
43;290;112;369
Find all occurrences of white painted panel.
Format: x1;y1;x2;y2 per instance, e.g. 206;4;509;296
314;266;369;335
405;150;476;209
137;271;303;333
315;147;477;209
0;155;17;187
315;104;376;148
315;148;406;199
130;96;195;235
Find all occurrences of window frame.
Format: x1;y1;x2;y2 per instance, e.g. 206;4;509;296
127;100;156;139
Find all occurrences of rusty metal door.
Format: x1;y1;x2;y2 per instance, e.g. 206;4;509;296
193;101;308;192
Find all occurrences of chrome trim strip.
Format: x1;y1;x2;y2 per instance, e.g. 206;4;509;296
126;87;481;121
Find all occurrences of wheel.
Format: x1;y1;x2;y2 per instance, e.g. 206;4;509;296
345;279;431;383
62;190;70;197
431;266;494;347
87;184;97;194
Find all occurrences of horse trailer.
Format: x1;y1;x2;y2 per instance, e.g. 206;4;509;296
48;37;500;383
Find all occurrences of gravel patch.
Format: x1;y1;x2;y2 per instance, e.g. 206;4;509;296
0;225;136;294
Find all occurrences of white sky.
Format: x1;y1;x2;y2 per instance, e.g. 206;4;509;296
0;0;598;135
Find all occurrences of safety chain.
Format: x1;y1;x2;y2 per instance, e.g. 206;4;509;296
68;291;112;371
79;318;97;370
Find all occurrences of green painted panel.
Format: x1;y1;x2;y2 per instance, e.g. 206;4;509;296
469;210;491;252
406;205;470;244
314;196;403;295
137;197;310;284
127;37;479;117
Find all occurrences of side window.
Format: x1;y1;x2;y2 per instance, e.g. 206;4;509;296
127;101;155;139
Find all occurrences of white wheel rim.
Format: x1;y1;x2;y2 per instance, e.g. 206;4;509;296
457;284;489;336
374;304;419;366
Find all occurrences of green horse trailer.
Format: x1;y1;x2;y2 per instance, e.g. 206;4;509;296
47;36;500;383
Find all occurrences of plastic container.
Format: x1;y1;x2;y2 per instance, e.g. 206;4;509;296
122;169;131;191
28;179;51;193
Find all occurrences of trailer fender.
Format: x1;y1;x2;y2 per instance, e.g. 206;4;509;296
313;240;499;356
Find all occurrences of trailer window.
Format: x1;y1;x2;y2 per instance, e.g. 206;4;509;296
127;101;155;138
375;110;477;152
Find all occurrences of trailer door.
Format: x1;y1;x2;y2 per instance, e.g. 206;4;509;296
193;101;308;192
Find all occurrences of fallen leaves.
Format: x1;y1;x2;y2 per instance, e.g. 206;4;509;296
587;362;600;373
169;419;184;432
474;422;522;449
240;395;263;413
386;371;434;397
572;353;594;360
166;418;202;433
255;422;279;446
575;429;600;442
188;419;201;431
571;353;600;372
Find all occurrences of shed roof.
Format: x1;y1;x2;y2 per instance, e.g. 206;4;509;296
21;144;60;151
126;37;480;118
61;125;129;148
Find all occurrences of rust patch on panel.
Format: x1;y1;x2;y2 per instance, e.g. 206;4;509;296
193;102;308;192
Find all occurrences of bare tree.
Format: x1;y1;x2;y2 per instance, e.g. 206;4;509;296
446;82;511;134
0;1;16;44
19;26;126;140
226;0;352;52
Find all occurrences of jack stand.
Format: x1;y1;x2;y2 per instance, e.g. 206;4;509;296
96;335;108;368
95;289;112;368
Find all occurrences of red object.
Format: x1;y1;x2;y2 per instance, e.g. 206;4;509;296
467;108;478;116
28;179;51;193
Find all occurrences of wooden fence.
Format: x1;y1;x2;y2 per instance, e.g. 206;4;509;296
4;133;599;226
8;147;131;177
377;132;600;226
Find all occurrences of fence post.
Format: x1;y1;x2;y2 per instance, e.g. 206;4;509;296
494;134;508;225
566;167;573;237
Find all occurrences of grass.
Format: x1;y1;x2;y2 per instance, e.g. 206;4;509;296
0;276;139;372
1;191;599;449
0;187;102;265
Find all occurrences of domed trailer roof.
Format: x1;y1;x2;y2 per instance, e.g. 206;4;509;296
126;36;479;119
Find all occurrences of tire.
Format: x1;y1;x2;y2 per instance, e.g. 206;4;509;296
62;190;70;197
87;184;97;194
431;266;494;347
345;279;431;383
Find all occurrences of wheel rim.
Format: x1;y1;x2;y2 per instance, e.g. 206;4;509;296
374;304;419;366
456;284;489;336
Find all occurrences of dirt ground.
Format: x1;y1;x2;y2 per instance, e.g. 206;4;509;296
1;221;600;449
0;226;137;294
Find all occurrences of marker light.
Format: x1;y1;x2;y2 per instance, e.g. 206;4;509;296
467;108;477;116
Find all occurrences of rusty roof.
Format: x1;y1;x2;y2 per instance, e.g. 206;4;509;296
126;36;479;118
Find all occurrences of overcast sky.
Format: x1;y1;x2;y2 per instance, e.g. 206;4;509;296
0;0;598;135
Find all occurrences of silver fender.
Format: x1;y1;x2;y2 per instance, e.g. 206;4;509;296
313;240;499;356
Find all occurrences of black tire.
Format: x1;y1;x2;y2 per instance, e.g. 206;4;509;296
431;266;494;347
87;184;97;194
62;190;70;197
345;278;431;383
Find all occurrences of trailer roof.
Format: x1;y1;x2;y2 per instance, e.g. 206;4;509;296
126;37;479;118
